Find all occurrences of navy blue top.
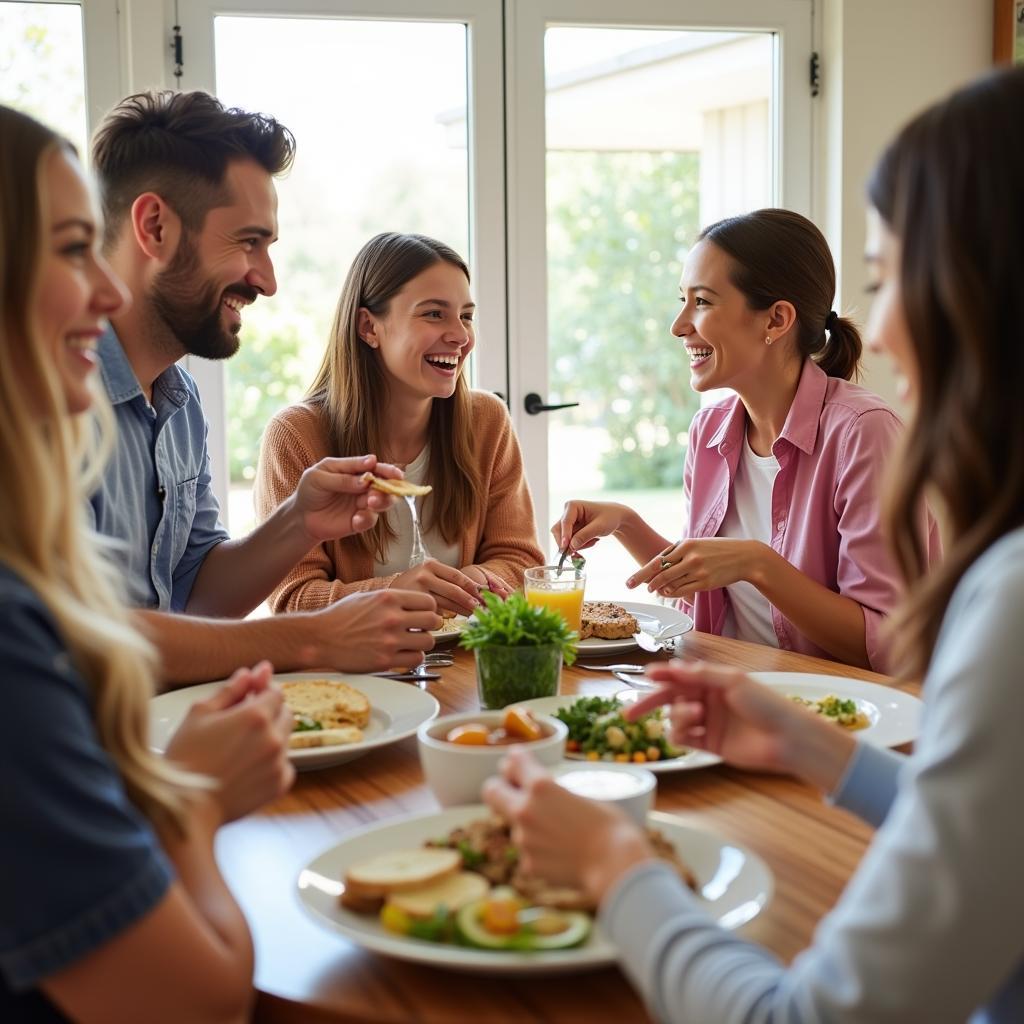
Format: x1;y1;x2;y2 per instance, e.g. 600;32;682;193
87;329;229;611
0;563;172;1020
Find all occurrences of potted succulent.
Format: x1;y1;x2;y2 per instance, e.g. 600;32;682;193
460;591;577;709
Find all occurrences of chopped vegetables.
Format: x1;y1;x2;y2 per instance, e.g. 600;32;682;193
790;693;869;730
554;696;682;762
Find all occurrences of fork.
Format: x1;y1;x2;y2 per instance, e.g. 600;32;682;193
577;661;645;673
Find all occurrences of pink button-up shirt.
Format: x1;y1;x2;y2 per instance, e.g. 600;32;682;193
681;359;941;672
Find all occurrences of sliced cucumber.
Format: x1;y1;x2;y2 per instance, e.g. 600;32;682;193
456;900;590;951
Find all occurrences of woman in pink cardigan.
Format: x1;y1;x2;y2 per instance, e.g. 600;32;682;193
257;233;543;616
554;210;939;672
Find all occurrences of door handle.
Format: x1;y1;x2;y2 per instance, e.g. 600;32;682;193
524;392;580;415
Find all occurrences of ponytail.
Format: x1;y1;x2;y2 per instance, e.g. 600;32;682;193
810;312;862;381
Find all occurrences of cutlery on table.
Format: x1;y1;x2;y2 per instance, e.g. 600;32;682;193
422;654;454;666
577;661;645;673
371;669;442;681
633;622;692;653
613;671;656;690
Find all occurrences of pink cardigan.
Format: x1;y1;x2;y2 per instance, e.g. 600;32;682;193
682;360;941;672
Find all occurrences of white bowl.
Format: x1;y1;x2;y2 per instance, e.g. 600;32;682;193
418;710;567;807
550;763;657;827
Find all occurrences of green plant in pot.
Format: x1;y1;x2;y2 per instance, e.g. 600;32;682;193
460;591;577;709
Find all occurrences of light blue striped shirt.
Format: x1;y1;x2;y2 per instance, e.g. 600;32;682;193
88;329;228;611
602;527;1024;1023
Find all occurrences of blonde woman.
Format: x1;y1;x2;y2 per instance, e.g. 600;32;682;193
257;232;543;615
0;106;293;1022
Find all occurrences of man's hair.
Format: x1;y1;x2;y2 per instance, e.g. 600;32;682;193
91;90;295;244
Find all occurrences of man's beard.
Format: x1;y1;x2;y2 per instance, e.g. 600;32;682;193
150;233;256;360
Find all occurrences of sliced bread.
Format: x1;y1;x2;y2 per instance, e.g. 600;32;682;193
344;847;461;900
386;871;490;919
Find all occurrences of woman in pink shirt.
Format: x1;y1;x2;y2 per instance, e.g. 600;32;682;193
555;209;939;671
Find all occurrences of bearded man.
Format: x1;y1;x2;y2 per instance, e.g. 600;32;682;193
90;90;437;687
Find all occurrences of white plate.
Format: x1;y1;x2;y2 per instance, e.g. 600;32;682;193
430;614;469;645
578;601;693;654
297;804;771;975
750;671;922;748
150;672;439;772
513;694;722;772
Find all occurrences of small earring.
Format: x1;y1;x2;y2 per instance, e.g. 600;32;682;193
765;335;773;346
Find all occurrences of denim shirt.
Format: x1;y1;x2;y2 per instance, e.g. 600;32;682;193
88;329;228;611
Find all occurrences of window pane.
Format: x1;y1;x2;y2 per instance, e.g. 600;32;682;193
0;1;87;154
213;17;470;535
544;27;773;599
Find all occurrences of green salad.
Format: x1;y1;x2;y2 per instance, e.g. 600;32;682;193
556;696;681;763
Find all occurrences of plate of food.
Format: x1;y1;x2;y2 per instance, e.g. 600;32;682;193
512;694;721;772
296;805;771;974
430;613;469;644
150;672;439;771
749;671;922;748
577;600;693;654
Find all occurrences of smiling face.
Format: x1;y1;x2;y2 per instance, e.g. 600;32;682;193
35;149;129;414
670;238;781;394
360;261;475;403
151;158;278;359
864;208;918;407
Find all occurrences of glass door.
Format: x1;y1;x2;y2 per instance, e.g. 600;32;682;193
175;0;505;533
507;0;812;599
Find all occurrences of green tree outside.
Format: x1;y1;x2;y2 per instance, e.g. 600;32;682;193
547;149;701;489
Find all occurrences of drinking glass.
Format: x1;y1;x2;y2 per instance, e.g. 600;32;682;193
524;565;586;632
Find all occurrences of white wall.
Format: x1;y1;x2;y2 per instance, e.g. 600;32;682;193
816;0;992;410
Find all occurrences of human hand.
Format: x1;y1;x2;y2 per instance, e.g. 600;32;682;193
483;749;655;906
292;454;404;543
627;538;767;599
626;660;856;790
164;661;295;824
551;500;631;553
309;589;441;672
392;558;484;616
460;564;514;599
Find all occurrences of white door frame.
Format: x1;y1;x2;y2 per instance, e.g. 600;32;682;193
171;0;506;524
506;0;813;537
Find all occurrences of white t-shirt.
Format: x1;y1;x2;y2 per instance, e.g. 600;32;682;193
373;446;462;577
718;434;781;647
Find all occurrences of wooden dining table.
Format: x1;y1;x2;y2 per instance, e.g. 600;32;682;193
215;631;918;1024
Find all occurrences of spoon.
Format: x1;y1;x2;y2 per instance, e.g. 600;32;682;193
577;661;645;673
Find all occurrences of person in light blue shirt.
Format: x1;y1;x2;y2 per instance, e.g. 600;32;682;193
89;91;441;685
90;327;227;610
485;67;1024;1024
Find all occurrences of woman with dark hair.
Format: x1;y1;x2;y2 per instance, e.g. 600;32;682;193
488;67;1024;1023
256;232;543;615
554;208;938;671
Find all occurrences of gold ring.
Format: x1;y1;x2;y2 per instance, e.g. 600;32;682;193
660;557;673;570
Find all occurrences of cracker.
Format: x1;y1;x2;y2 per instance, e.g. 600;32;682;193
361;472;432;497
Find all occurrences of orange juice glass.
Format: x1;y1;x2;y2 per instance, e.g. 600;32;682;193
524;565;586;632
